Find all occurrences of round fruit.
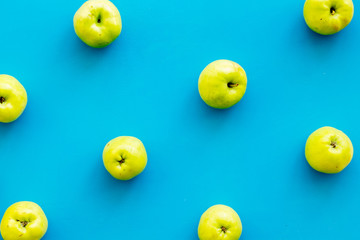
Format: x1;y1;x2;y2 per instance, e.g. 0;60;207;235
305;126;353;173
303;0;354;35
198;204;242;240
0;74;27;123
198;60;247;109
0;201;48;240
103;136;147;180
74;0;122;48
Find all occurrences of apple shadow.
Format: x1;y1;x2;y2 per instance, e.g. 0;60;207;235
0;122;15;140
41;227;54;240
289;16;342;59
71;38;114;68
55;28;126;73
304;24;340;44
86;157;144;204
189;226;199;240
0;111;30;145
297;149;343;191
182;88;244;131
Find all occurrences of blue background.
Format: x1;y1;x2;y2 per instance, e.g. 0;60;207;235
1;0;360;239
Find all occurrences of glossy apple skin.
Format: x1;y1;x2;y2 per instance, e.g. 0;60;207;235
103;136;147;180
198;60;247;109
305;126;353;174
303;0;354;35
74;0;122;48
198;205;242;240
0;201;48;240
0;75;27;123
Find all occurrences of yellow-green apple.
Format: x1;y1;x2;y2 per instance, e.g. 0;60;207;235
303;0;354;35
103;136;147;180
0;201;48;240
0;75;27;123
74;0;122;48
198;60;247;109
305;126;353;174
198;204;242;240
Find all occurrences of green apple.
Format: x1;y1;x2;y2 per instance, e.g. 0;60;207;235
103;136;147;180
198;60;247;109
305;126;353;174
0;75;27;123
303;0;354;35
74;0;122;48
198;204;242;240
0;201;48;240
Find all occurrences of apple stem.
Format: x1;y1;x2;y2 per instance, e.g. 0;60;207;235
16;220;28;228
0;96;5;104
227;83;239;88
330;7;336;15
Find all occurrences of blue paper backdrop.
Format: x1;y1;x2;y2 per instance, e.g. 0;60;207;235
1;0;360;239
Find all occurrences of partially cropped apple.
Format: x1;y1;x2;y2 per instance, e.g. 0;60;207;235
198;204;242;240
103;136;147;180
305;126;353;174
198;60;247;109
0;75;27;123
303;0;354;35
74;0;122;48
0;201;48;240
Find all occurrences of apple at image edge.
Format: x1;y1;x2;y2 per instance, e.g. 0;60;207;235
0;201;48;240
303;0;354;35
103;136;147;180
74;0;122;48
305;126;353;174
0;74;27;123
198;60;247;109
198;204;242;240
